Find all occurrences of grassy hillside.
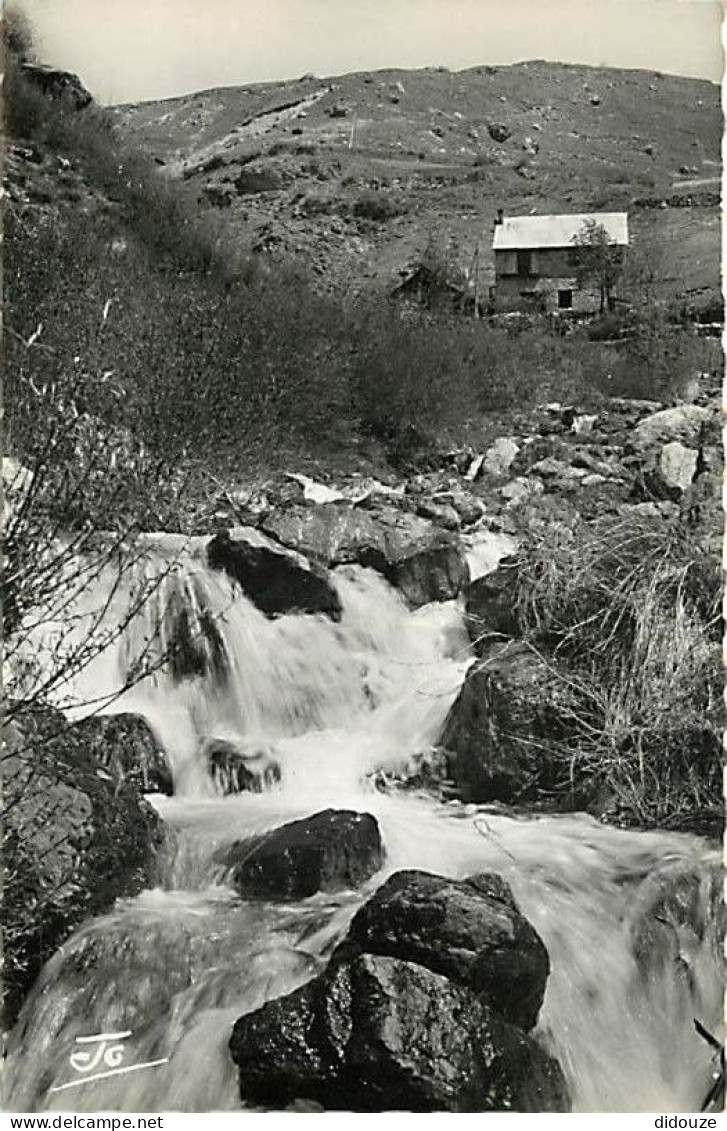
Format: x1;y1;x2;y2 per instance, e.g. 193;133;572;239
112;61;721;303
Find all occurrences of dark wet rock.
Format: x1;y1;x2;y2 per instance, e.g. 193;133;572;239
218;809;385;900
335;869;549;1030
261;502;469;607
229;952;568;1111
207;524;341;620
203;737;281;794
3;705;164;1025
66;713;173;795
464;555;521;651
439;643;582;803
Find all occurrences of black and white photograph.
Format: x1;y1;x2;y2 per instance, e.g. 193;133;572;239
2;0;724;1115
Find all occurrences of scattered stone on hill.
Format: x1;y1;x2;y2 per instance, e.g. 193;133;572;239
530;457;590;488
439;643;581;804
464;555;522;651
65;713;173;795
483;437;520;478
488;122;511;143
206;525;341;621
261;502;469;608
217;809;385;899
4;705;164;1024
334;869;549;1030
202;737;282;795
229;868;568;1111
650;440;699;498
414;498;460;530
448;490;486;527
572;413;598;435
501;476;545;508
631;404;714;449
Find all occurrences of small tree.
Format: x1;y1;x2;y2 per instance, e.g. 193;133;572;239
569;219;624;314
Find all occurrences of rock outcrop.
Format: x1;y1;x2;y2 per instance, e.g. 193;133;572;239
439;644;581;804
334;870;550;1030
229;868;568;1111
261;501;469;607
207;525;341;620
20;63;92;110
3;705;164;1025
217;809;385;899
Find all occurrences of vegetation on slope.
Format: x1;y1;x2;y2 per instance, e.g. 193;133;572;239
507;512;722;832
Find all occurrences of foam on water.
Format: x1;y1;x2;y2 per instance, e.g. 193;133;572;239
6;533;723;1112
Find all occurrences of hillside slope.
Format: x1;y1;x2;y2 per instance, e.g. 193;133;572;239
112;60;721;302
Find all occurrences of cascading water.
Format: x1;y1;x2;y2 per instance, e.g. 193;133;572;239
5;533;724;1113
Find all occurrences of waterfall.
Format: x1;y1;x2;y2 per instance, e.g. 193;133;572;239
6;534;723;1112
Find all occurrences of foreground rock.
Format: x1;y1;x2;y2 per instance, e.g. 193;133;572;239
66;713;173;795
229;868;568;1111
335;870;549;1030
4;705;164;1024
439;644;581;804
207;525;341;620
218;809;384;899
261;502;469;607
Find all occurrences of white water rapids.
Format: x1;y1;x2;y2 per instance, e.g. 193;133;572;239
5;533;724;1112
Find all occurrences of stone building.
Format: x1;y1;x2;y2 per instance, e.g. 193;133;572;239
491;210;629;315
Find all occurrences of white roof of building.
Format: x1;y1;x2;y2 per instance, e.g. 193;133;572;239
493;212;629;250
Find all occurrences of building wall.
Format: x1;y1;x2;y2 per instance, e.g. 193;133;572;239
493;245;618;314
493;274;603;314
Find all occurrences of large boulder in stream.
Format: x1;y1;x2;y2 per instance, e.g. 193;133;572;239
65;713;173;795
207;525;341;620
439;644;583;804
218;809;385;900
229;868;568;1111
334;870;549;1030
261;501;469;607
3;705;164;1025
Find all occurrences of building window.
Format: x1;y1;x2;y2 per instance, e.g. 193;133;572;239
558;289;573;309
517;250;533;277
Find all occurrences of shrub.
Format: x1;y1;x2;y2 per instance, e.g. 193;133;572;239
352;191;399;221
508;513;723;831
